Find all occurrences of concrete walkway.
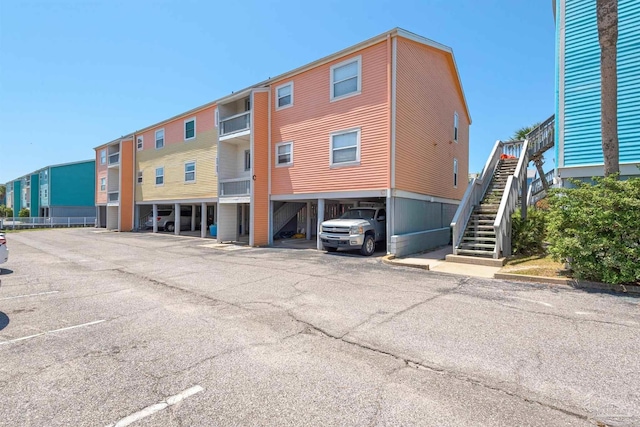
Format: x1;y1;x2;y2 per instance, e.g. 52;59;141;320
388;245;502;279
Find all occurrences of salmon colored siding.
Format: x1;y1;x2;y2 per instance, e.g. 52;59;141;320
95;149;108;204
394;38;469;200
135;106;218;202
270;41;390;195
120;139;134;231
252;91;270;246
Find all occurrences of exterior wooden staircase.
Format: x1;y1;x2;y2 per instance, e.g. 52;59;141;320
457;158;518;257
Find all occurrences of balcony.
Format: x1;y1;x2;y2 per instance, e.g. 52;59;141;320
220;178;250;197
220;112;250;139
107;191;119;204
108;152;120;166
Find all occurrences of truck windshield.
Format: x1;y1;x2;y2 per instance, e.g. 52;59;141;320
340;209;376;220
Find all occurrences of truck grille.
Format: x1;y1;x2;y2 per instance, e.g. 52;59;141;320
322;226;350;235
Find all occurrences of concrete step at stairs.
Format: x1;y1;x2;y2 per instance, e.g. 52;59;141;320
456;249;495;258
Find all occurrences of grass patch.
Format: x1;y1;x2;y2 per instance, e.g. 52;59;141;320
502;254;570;278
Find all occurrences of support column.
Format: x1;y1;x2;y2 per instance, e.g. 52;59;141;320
241;204;247;236
191;204;197;231
306;201;312;240
201;202;207;238
316;198;325;250
174;203;180;235
152;204;158;233
95;206;100;228
386;195;393;255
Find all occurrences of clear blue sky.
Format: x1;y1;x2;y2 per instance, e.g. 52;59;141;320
0;0;556;183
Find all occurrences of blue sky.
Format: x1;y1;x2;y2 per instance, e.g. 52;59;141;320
0;0;556;183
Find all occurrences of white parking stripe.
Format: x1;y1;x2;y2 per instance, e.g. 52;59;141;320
106;385;204;427
0;291;60;300
510;296;553;307
0;319;106;345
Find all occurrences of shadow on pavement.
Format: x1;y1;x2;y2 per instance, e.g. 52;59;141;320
0;312;9;331
0;268;13;275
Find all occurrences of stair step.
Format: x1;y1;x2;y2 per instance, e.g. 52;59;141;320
456;249;495;257
459;242;496;249
462;236;497;242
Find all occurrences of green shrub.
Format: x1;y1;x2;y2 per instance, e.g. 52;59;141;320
18;208;30;218
546;176;640;285
512;207;547;256
0;205;12;217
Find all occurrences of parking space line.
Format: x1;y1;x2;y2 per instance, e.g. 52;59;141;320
0;319;106;345
0;291;60;300
106;385;204;427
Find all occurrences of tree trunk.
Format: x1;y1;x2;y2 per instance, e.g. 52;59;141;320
597;0;619;177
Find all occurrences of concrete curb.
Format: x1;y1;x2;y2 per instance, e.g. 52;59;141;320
381;255;430;270
495;272;640;295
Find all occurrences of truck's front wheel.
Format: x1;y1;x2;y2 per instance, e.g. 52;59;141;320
324;246;338;252
360;234;375;256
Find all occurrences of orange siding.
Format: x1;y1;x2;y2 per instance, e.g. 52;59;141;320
394;37;469;200
120;139;135;231
252;91;270;246
95;148;108;204
270;41;390;195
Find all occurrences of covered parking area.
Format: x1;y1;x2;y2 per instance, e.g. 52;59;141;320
135;199;217;238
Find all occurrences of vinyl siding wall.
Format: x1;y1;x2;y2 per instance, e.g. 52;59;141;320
50;161;96;207
270;41;390;195
96;150;108;204
394;38;469;200
135;106;218;202
251;90;270;246
562;0;640;167
120;139;134;231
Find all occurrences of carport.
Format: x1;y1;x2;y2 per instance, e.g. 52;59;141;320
136;200;217;238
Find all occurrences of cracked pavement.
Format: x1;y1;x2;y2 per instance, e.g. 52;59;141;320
0;229;638;426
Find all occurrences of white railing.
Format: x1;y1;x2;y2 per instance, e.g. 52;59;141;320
526;115;555;157
220;178;250;196
493;140;529;258
220;111;250;136
502;140;524;158
108;152;120;165
451;140;502;252
108;191;119;203
0;217;97;230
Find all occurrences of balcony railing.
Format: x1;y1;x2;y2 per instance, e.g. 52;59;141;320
107;191;119;203
108;153;120;165
220;178;250;196
220;112;250;137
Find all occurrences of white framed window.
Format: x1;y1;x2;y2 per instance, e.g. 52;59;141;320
214;108;219;128
100;177;106;191
330;56;361;101
276;82;293;110
137;170;143;184
184;117;196;140
155;167;164;186
454;112;459;142
245;98;251;111
276;142;293;166
155;129;165;149
100;149;106;165
453;158;458;188
137;136;144;151
244;150;251;171
330;128;360;166
184;161;196;182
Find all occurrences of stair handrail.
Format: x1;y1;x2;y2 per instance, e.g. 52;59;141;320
451;140;502;252
526;115;555;157
493;140;529;258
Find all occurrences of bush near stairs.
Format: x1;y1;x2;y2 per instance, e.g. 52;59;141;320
546;176;640;285
511;208;547;256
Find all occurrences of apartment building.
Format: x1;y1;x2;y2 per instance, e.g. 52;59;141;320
95;138;134;231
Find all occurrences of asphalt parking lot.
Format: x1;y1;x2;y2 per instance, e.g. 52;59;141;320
0;228;638;426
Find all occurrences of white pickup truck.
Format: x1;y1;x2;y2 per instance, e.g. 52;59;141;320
319;207;386;256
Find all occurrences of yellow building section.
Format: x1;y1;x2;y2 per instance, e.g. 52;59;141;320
135;128;217;201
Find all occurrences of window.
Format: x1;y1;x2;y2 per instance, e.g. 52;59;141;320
100;149;106;165
276;82;293;110
214;108;219;128
244;150;251;171
137;136;144;151
454;112;459;142
453;158;458;188
155;129;164;149
245;98;251;111
185;161;196;182
276;142;293;166
184;118;196;140
137;170;143;184
155;167;164;185
330;129;360;166
44;189;48;198
100;177;106;191
330;56;361;100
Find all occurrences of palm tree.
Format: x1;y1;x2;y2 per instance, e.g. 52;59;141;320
597;0;619;177
510;123;541;141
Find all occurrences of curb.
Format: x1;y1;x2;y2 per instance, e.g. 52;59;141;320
381;255;430;271
495;272;640;295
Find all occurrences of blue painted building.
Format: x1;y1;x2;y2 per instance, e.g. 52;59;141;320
4;160;96;217
555;0;640;182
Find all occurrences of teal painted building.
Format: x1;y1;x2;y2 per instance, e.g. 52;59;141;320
4;160;96;217
555;0;640;182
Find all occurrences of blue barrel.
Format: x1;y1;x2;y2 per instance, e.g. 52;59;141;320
209;224;217;237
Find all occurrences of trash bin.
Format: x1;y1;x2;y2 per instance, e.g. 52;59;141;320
209;224;217;237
